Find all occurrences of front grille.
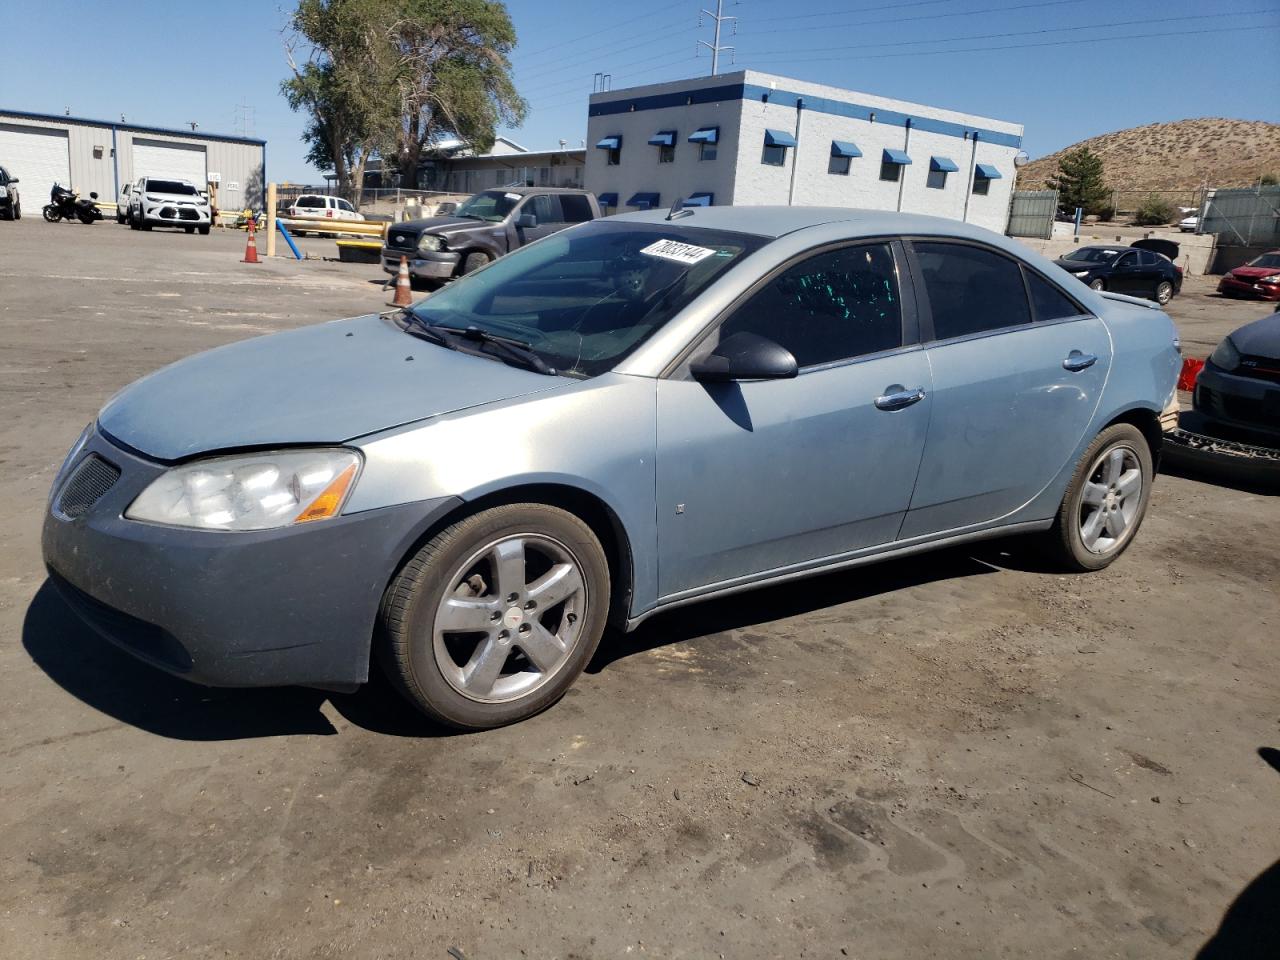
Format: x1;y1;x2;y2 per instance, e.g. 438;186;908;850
386;231;416;252
1237;356;1280;385
179;208;199;221
56;454;120;519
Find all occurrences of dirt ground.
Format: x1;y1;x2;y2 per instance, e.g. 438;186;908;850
0;217;1276;960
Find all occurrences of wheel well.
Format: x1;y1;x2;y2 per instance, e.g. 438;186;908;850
1103;407;1162;467
382;484;635;629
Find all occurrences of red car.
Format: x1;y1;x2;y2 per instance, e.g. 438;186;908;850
1218;250;1280;301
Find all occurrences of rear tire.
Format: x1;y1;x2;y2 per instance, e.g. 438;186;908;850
12;198;20;220
461;251;491;275
1041;423;1153;572
1155;280;1174;305
1088;278;1105;291
380;503;610;729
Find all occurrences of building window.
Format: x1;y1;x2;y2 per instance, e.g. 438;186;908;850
972;176;991;196
927;169;948;189
607;147;620;166
762;144;787;166
659;144;674;164
879;161;901;182
828;155;850;175
699;142;717;162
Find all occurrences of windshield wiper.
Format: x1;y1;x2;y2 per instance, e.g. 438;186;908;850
455;326;558;376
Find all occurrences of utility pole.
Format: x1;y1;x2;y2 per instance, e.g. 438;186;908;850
698;0;736;77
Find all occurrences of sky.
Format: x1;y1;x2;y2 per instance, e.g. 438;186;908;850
3;0;1278;184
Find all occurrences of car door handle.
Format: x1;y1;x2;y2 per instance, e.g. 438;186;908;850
1062;352;1098;372
874;386;926;411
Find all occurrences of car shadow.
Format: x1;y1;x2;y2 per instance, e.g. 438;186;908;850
1195;748;1280;959
22;580;457;741
588;544;1004;673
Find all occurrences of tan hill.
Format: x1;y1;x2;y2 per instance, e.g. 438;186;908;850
1018;118;1280;194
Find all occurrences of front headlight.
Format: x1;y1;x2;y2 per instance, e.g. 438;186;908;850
1071;270;1090;277
417;233;444;253
1210;336;1241;372
126;448;361;531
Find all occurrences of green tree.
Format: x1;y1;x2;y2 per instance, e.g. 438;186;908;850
1261;172;1279;186
282;0;525;204
1133;195;1177;226
1050;147;1110;217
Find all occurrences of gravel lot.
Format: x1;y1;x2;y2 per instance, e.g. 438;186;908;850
1;217;1276;960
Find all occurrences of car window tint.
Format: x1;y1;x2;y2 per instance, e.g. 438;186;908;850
1115;252;1136;267
1026;271;1083;322
718;243;902;367
337;199;355;212
530;194;562;223
1139;250;1161;266
298;195;325;207
560;194;593;223
914;242;1031;340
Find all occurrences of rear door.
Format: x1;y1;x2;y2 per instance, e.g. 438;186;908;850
898;240;1112;538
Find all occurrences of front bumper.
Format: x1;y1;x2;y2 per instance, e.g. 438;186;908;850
41;426;461;688
140;202;211;225
382;249;460;280
1194;362;1280;440
1217;276;1280;301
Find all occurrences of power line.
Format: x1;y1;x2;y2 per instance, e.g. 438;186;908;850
513;0;687;64
521;47;702;100
752;0;958;24
514;11;696;84
524;53;702;107
736;0;1097;39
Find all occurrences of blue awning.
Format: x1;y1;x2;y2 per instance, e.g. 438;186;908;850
597;192;618;206
831;140;862;158
647;130;676;147
627;192;661;209
929;156;959;173
764;128;797;148
685;192;714;207
595;135;621;150
882;148;912;165
975;163;1003;179
687;126;719;144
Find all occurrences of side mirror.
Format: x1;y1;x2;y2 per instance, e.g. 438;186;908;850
9;178;17;184
690;331;798;383
516;212;537;229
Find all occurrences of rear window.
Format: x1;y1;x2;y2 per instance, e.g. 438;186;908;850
297;195;327;207
146;180;197;195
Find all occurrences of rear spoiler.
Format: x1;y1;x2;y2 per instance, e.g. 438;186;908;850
1100;291;1162;310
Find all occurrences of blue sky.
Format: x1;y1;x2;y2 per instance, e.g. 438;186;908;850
3;0;1277;183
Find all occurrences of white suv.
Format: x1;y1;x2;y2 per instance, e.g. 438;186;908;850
129;177;211;234
285;194;364;235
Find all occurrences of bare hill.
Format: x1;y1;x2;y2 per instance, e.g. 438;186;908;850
1018;119;1280;193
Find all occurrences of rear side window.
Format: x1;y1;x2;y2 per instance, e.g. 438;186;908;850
717;243;903;367
914;241;1031;340
560;194;593;223
1138;249;1160;266
1026;271;1083;322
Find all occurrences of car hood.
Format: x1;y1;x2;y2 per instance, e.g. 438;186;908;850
1229;311;1280;359
1054;259;1103;272
389;216;503;243
1227;266;1280;280
98;313;565;461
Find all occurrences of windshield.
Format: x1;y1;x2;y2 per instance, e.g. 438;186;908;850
146;180;197;195
454;190;520;222
1062;247;1123;264
1247;253;1280;269
408;220;768;377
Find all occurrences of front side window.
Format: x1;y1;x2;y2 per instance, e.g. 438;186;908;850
408;222;767;378
528;194;563;223
455;190;520;222
699;142;717;162
715;243;903;368
1027;271;1084;322
913;241;1031;340
337;198;355;212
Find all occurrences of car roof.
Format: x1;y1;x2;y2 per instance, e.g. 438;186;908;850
482;186;590;195
611;205;1026;242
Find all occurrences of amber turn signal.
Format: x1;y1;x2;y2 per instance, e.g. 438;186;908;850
294;462;359;524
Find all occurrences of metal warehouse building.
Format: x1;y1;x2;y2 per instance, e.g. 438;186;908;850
585;70;1023;233
0;109;265;212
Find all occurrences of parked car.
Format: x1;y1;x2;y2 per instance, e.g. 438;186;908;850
115;182;133;224
1053;243;1182;304
0;165;20;220
285;194;364;236
1194;309;1280;442
43;208;1180;729
1217;250;1280;302
382;187;600;282
1178;214;1198;233
129;177;211;234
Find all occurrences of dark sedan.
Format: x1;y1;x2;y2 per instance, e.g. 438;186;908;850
1195;308;1280;442
1054;245;1181;305
1217;250;1280;302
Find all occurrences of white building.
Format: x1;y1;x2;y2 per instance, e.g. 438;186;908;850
0;109;265;210
585;70;1023;233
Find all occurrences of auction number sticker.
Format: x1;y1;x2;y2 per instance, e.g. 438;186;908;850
640;239;716;265
504;192;522;200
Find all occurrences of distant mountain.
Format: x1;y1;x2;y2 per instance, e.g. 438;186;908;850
1018;119;1280;193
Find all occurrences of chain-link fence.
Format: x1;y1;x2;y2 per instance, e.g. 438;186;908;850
1200;185;1280;246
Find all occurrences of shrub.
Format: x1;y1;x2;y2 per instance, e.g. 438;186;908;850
1133;196;1177;226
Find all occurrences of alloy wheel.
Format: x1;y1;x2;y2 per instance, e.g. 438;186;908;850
1078;445;1143;555
1156;281;1173;305
432;533;588;703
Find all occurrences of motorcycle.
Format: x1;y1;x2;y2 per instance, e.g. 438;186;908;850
43;184;103;224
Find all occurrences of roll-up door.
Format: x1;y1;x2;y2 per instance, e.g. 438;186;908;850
132;138;207;186
0;124;71;203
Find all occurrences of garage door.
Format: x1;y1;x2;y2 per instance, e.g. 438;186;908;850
0;124;71;204
132;138;206;186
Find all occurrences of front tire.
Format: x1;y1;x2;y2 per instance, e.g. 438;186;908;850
461;251;491;275
198;225;210;235
1088;278;1106;291
380;503;610;729
42;205;60;223
12;198;19;220
1042;423;1153;572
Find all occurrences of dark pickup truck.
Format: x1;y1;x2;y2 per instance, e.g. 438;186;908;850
382;186;601;281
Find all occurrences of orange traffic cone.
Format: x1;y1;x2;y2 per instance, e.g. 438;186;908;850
242;218;260;264
389;255;413;307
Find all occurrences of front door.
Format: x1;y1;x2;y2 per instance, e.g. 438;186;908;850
899;240;1113;538
515;194;564;244
655;241;932;599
